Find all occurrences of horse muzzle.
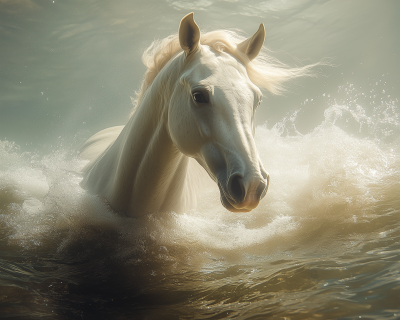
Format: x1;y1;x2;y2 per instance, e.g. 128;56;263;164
219;172;269;212
197;142;269;212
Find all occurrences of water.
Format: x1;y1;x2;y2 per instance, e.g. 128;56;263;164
1;1;400;319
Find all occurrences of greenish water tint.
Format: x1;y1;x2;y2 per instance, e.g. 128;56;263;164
1;1;400;319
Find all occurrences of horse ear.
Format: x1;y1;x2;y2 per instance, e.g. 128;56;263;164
237;23;265;61
179;12;200;56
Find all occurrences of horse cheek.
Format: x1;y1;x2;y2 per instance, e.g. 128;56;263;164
168;102;199;156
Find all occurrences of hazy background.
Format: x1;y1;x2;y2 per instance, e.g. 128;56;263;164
1;0;399;152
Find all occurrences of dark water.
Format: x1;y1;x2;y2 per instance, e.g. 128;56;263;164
1;1;400;319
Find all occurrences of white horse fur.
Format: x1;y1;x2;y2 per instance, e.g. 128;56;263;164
80;13;313;217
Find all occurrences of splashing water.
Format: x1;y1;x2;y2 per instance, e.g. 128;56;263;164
1;95;400;318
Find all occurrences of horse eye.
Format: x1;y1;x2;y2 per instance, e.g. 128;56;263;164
192;92;206;103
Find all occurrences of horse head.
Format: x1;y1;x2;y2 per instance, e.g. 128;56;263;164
168;13;269;212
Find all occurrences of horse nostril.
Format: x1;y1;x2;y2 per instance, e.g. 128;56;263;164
228;174;245;203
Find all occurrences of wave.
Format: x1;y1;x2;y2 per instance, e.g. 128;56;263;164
0;101;399;268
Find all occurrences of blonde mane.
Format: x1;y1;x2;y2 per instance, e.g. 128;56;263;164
131;29;316;115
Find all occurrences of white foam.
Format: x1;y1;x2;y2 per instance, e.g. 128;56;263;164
0;102;399;262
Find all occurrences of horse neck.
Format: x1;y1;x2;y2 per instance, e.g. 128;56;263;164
108;57;191;216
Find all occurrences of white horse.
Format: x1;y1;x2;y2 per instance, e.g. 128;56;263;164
80;13;312;217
